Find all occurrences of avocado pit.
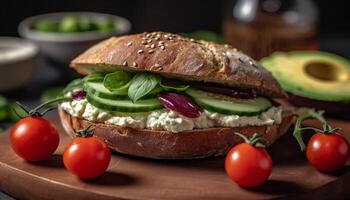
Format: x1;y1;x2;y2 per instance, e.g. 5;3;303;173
304;61;348;82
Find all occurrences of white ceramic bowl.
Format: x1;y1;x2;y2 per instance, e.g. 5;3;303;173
0;37;38;91
18;12;131;65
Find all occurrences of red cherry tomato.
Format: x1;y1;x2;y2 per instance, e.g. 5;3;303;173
10;116;60;161
63;136;111;179
225;143;272;187
306;133;350;172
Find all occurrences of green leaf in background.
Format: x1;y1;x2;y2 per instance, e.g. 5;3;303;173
0;95;9;121
41;87;65;107
8;102;29;122
104;71;133;91
159;81;189;92
63;78;83;94
0;95;28;123
181;30;226;44
128;73;161;102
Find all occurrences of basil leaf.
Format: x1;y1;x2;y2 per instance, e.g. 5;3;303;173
83;73;105;83
63;78;83;94
104;71;133;91
128;73;161;102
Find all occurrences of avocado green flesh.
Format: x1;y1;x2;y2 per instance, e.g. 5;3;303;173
260;51;350;102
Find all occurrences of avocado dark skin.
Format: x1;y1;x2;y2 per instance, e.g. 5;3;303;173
288;92;350;115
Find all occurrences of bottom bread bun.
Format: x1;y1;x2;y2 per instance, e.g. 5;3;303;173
58;107;295;159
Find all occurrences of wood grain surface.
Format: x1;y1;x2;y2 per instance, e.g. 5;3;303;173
0;116;350;200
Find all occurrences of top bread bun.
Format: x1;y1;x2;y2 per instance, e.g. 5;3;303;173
71;32;285;98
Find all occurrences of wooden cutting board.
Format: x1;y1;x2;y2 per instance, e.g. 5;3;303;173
0;116;350;200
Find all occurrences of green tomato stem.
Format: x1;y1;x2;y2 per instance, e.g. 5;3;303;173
293;109;341;151
30;96;70;115
234;132;266;148
15;96;71;118
75;125;94;138
234;132;250;143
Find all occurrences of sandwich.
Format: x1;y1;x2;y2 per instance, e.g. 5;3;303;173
59;32;294;159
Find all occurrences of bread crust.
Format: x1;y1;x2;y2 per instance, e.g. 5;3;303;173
70;32;285;98
59;107;295;159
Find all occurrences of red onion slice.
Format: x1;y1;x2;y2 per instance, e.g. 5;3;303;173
158;93;203;118
191;83;256;99
72;90;86;100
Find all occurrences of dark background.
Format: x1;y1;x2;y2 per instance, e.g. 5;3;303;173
0;0;349;96
1;0;349;58
0;0;349;99
0;1;349;199
1;0;349;36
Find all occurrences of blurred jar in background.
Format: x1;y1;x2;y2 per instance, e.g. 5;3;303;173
223;0;318;59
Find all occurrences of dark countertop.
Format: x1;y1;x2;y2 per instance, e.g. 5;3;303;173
0;35;349;199
0;193;14;200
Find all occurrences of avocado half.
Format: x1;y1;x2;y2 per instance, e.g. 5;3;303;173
260;51;350;113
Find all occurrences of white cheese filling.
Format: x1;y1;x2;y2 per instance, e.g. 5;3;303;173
60;99;282;133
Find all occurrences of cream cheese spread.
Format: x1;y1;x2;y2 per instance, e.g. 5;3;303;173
60;99;282;133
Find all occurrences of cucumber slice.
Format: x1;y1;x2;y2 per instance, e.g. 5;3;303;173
85;81;128;99
87;94;163;112
186;88;272;116
84;81;163;100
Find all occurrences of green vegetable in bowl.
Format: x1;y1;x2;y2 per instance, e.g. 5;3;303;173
78;16;98;32
33;19;58;32
33;15;117;33
98;19;115;32
59;16;80;32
